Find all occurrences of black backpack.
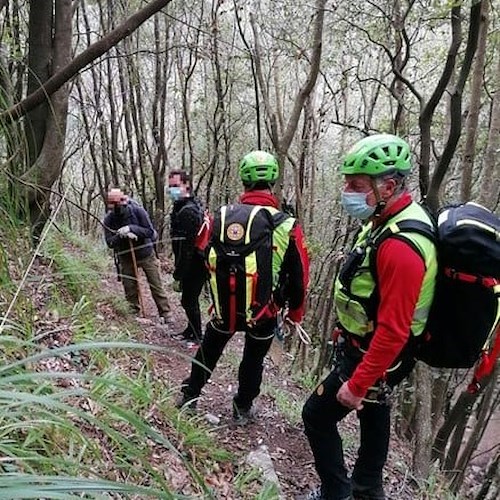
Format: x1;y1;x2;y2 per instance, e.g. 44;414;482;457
207;204;289;333
373;202;500;369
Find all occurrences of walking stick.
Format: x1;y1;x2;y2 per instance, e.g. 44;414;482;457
128;239;145;317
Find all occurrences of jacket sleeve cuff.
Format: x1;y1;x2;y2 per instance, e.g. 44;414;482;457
347;378;368;399
286;308;304;323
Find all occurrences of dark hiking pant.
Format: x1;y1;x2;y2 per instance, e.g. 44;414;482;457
120;254;170;316
180;255;206;340
302;350;391;500
181;317;276;410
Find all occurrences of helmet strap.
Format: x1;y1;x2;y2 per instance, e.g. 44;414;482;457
370;178;386;218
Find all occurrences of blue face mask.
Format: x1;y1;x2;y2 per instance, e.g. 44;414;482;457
341;191;376;220
168;187;182;201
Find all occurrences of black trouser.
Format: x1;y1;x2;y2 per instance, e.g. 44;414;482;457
181;317;276;410
302;345;413;500
180;254;206;340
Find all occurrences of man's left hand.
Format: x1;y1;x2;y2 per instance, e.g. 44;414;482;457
337;381;364;411
126;232;138;240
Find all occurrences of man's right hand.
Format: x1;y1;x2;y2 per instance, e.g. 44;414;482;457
172;280;182;293
117;225;131;237
126;232;138;241
337;381;364;411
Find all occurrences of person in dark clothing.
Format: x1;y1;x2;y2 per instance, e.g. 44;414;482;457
168;170;207;343
103;188;171;320
301;135;437;500
176;151;310;424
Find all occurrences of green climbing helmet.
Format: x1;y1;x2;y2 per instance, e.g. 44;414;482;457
341;134;412;177
239;150;279;184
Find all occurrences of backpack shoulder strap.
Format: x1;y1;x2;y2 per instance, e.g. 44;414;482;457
261;205;291;229
368;219;437;284
271;210;290;228
375;219;436;247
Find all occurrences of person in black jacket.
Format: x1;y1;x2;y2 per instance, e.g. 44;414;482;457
168;170;206;343
103;188;171;320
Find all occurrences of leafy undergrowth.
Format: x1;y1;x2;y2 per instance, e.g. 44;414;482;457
0;228;472;499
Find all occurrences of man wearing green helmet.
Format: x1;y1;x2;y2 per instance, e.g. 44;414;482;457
301;134;437;499
177;150;310;424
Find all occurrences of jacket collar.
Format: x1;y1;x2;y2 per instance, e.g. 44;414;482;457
239;190;279;208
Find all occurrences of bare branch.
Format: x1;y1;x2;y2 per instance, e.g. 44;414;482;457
279;0;327;154
428;1;483;207
0;0;173;124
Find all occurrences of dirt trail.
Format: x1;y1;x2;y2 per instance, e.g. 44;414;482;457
100;259;420;499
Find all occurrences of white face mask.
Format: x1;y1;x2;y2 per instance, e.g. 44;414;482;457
340;190;376;220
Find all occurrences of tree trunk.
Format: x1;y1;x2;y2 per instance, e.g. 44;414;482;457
250;0;326;202
449;367;499;493
427;1;483;209
475;448;500;500
21;0;72;242
478;55;500;210
432;389;476;464
24;0;52;164
412;362;433;478
2;0;176;241
460;1;489;202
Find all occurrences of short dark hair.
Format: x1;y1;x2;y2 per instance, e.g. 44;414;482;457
169;169;191;184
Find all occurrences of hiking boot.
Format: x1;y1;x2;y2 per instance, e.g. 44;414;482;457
352;494;385;500
232;402;256;426
173;328;203;345
175;392;198;411
172;328;195;341
351;480;385;499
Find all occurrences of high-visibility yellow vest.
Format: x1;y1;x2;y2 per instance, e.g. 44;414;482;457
334;202;437;338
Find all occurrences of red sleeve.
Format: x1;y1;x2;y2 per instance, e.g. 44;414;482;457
285;223;310;323
347;238;426;398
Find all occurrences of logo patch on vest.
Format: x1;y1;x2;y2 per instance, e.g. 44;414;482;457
227;222;245;241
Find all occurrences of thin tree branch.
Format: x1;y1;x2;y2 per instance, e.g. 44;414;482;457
428;1;483;205
0;0;173;124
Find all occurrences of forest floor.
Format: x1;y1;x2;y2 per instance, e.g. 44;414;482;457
27;249;486;499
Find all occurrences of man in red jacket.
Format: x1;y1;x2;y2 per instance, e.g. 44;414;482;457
301;135;437;500
177;151;309;424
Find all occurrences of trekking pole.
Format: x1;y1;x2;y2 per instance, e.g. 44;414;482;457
128;239;145;317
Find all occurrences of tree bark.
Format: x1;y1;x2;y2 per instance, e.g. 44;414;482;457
475;448;500;500
418;5;461;205
412;362;433;478
21;0;72;241
250;0;326;207
460;0;489;202
427;1;483;209
449;366;499;493
478;55;500;210
24;0;52;164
